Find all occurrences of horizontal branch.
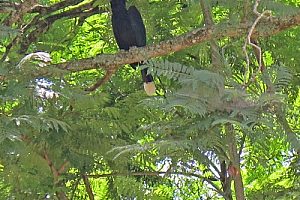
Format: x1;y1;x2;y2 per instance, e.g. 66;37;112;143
88;170;224;196
54;12;300;74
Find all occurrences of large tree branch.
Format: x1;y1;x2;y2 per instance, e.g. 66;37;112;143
49;12;300;89
54;13;300;73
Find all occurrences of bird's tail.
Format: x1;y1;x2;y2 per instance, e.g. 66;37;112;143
131;63;156;95
141;68;156;96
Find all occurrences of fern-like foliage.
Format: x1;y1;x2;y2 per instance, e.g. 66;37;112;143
145;60;224;116
272;64;293;92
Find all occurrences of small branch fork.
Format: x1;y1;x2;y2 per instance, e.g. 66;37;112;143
20;134;70;199
42;151;69;184
20;133;97;200
42;151;70;200
244;2;300;152
242;0;271;87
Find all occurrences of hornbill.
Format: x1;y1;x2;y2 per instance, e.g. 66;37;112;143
110;0;156;95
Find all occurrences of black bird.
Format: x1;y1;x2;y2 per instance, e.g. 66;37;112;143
110;0;156;95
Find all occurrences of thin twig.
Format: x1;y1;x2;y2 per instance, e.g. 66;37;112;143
199;0;223;71
82;174;95;200
43;150;60;182
70;176;81;200
238;134;246;157
242;0;271;87
88;171;225;197
85;68;117;92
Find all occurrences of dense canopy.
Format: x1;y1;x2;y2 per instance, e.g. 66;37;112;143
0;0;299;199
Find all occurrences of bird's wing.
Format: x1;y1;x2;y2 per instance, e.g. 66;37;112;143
127;6;146;47
112;15;134;50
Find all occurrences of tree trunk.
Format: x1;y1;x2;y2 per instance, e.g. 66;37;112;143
227;126;245;200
